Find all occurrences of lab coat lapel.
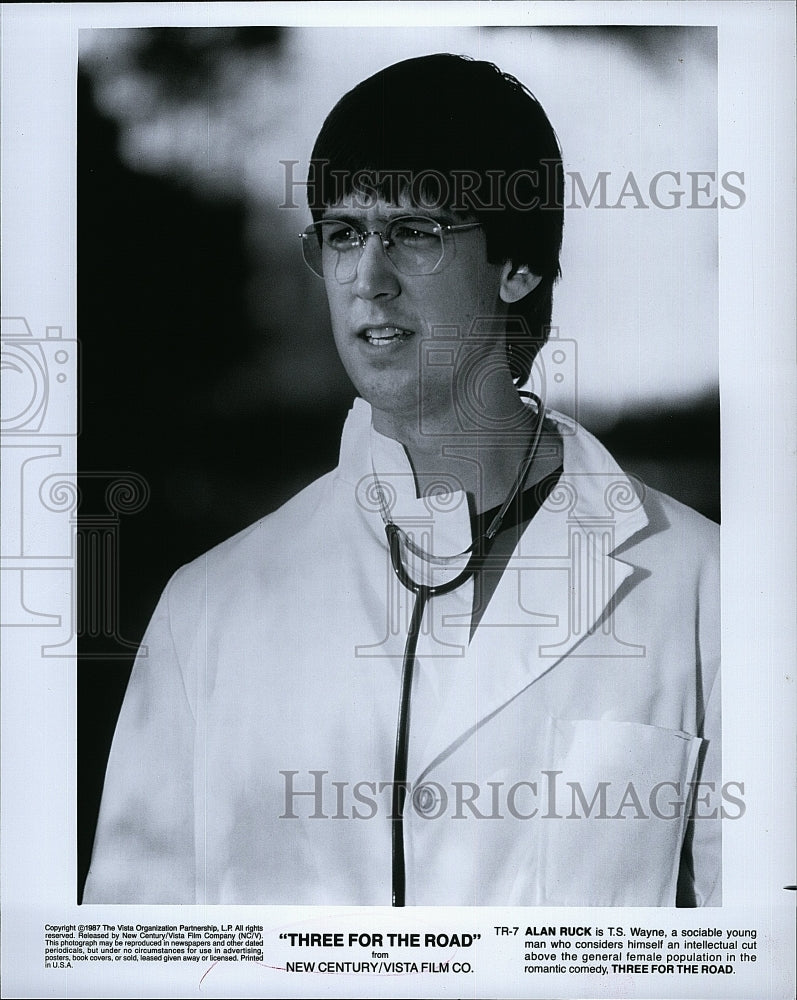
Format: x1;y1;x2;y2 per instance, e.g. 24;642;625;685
413;418;650;782
336;400;651;784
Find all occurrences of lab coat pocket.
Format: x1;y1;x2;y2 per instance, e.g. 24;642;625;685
535;716;702;907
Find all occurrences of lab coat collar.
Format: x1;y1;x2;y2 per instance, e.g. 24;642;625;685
338;398;476;561
336;398;651;778
336;397;648;555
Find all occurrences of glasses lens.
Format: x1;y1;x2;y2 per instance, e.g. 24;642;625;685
385;217;444;275
300;217;447;279
301;221;362;279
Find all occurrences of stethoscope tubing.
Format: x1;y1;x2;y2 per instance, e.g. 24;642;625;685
390;585;429;907
386;395;546;906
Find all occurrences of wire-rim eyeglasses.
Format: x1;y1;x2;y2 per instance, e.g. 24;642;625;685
299;215;482;281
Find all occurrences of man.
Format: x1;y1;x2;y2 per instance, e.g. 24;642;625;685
84;54;720;907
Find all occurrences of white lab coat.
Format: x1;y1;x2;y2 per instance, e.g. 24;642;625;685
84;400;721;907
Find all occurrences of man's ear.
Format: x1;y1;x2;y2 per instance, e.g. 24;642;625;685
499;262;542;303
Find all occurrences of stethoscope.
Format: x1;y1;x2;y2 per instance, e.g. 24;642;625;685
371;392;547;906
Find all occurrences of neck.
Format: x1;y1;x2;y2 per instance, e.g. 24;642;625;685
372;384;562;514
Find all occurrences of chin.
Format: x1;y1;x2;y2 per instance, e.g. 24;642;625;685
360;387;420;426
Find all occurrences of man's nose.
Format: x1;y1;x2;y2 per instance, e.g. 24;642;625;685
352;234;400;299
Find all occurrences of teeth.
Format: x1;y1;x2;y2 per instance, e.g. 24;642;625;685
363;327;411;346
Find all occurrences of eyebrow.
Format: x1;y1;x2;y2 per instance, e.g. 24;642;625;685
319;208;462;226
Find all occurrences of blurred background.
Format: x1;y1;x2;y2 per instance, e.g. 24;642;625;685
77;25;719;898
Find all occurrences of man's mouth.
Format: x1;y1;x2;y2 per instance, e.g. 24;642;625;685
359;326;414;347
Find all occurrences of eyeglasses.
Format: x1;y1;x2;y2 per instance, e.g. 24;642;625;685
299;215;482;281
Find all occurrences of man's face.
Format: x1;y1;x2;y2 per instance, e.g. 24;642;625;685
321;193;513;439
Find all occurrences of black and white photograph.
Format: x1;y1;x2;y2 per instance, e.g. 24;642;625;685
78;24;724;909
1;3;795;998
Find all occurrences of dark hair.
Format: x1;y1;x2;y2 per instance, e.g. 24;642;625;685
308;53;564;384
